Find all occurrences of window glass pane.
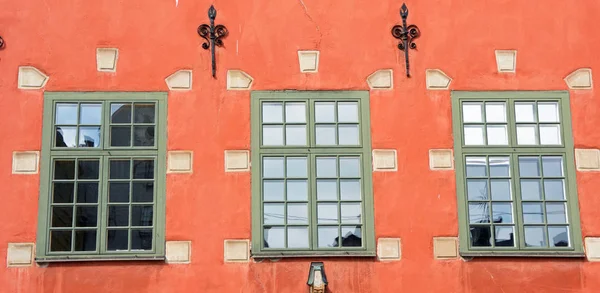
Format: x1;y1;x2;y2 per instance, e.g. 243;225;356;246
315;125;336;145
494;227;515;247
539;125;561;145
542;156;564;177
264;180;284;201
515;102;536;122
264;204;284;225
341;203;361;224
548;227;569;247
262;102;283;123
134;104;155;123
132;205;154;226
487;125;508;145
338;102;359;123
263;157;284;178
285;125;307;146
80;104;102;125
54;160;76;180
287;180;308;201
339;157;360;178
78;127;101;147
264;227;285;249
133;160;154;179
315;102;335;123
53;183;74;203
317;180;337;201
287;227;309;248
524;226;546;247
470;226;492;247
285;102;306;123
287;203;308;224
56;103;78;125
107;229;128;251
519;157;540;177
76;206;98;227
338;125;360;145
108;206;129;226
132;182;154;202
111;104;132;123
109;182;130;203
56;127;77;147
317;203;338;224
133;126;155;146
520;179;542;200
467;179;488;200
78;160;99;179
492;203;513;224
74;230;97;251
77;183;98;203
490;179;511;200
111;126;131;147
464;125;485;145
462;103;483;123
340;180;361;201
538;102;560;123
316;157;337;178
516;125;537;145
341;226;362;247
263;125;284;146
466;157;487;177
523;203;544;223
489;157;510;177
485;102;506;123
50;231;72;252
318;226;339;248
110;160;130;179
469;203;490;223
546;203;567;224
544;179;565;200
286;157;307;178
52;206;74;227
131;229;153;250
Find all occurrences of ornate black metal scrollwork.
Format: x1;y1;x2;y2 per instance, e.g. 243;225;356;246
197;5;228;78
391;3;421;77
0;36;5;50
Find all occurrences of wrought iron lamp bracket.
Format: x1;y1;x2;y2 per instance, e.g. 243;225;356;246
197;5;228;78
391;3;421;77
0;36;5;50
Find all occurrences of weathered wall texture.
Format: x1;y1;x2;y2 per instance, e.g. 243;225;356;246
1;0;600;292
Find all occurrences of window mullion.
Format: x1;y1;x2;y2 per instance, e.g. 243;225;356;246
507;99;518;148
98;155;110;254
511;153;526;250
309;153;318;249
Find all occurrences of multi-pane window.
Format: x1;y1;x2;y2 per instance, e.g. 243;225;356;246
37;92;166;261
452;91;583;256
251;91;375;257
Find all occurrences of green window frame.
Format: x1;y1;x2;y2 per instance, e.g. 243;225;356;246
36;92;167;261
452;91;584;257
251;91;375;257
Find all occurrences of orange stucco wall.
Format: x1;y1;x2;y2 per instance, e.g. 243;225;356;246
2;0;600;292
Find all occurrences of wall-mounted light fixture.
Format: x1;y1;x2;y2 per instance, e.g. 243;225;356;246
197;5;228;78
307;262;328;293
0;36;5;49
391;3;421;77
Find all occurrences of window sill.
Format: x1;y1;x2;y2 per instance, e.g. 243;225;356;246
35;255;165;263
460;250;585;258
251;250;376;259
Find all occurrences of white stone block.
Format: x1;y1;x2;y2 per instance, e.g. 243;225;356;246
433;237;458;259
367;69;393;89
18;66;48;89
298;51;320;73
224;239;250;263
426;69;451;90
495;50;517;73
166;241;191;264
12;151;39;174
165;70;193;90
167;151;193;173
575;149;600;171
372;149;397;171
7;243;34;267
565;68;593;89
429;149;454;170
377;238;401;261
225;150;250;172
96;48;119;72
585;237;600;261
227;70;253;90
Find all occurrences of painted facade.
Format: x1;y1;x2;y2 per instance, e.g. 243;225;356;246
2;0;600;292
